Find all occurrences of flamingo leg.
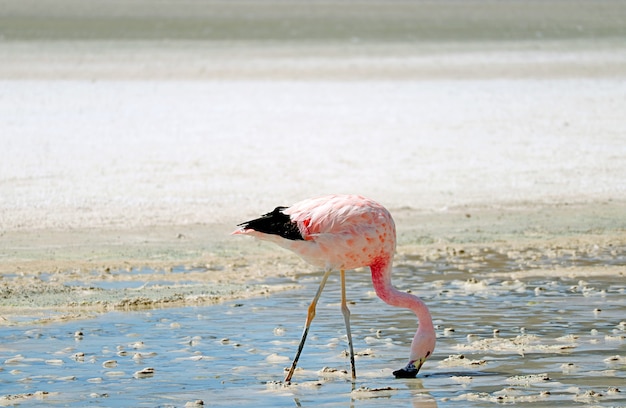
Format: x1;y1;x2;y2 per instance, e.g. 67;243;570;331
340;269;356;381
284;268;333;383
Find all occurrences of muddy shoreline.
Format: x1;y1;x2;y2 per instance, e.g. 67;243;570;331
2;201;624;324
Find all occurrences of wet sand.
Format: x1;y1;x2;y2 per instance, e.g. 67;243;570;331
2;202;624;322
1;0;626;405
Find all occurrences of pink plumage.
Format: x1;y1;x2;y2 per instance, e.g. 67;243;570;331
234;194;435;382
239;195;395;270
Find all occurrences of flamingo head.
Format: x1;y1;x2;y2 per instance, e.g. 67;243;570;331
393;330;436;378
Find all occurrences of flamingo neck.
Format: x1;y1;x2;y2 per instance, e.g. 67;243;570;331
370;256;435;363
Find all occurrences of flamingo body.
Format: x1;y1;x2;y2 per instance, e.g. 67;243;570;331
238;195;395;271
234;194;435;381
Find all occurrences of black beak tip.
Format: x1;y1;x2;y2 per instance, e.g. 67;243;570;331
392;365;419;379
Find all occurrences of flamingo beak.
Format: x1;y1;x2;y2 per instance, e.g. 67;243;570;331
414;358;426;372
392;359;424;379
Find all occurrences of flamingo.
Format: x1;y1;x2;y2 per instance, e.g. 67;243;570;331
233;194;435;382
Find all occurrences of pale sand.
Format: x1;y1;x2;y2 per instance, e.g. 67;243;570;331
1;0;625;323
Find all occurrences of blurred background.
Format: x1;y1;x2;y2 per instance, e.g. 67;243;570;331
1;0;625;230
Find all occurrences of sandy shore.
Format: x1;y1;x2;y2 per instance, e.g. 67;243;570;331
2;201;624;324
1;0;625;324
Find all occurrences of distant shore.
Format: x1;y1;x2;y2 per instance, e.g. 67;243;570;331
2;0;626;81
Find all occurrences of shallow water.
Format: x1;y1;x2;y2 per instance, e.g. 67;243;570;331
1;252;625;407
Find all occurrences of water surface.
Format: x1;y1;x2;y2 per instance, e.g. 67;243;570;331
2;250;624;407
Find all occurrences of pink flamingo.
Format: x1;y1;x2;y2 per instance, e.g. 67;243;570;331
233;194;435;382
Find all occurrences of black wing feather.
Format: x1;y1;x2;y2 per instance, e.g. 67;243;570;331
238;206;304;241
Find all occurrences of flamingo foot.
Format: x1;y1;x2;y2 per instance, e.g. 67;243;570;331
392;362;419;378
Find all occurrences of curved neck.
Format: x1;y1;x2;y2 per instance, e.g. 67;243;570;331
371;257;432;322
370;256;435;361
